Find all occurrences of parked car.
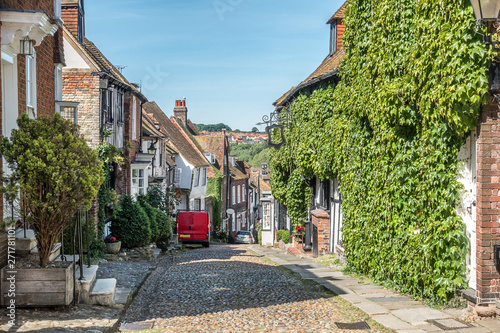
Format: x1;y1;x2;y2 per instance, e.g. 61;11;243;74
234;231;253;244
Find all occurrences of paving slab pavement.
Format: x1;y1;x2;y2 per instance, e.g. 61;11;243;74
250;245;500;333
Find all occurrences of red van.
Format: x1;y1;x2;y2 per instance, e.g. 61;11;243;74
177;211;210;247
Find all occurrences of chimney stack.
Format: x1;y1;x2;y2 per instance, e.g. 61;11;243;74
173;99;188;124
61;0;85;43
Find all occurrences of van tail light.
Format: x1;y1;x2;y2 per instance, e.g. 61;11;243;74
249;235;252;238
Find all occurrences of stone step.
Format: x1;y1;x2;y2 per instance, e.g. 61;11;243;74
112;287;132;309
30;242;62;262
89;278;116;306
73;265;99;304
15;229;37;253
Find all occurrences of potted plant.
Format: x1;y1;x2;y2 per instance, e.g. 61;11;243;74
294;226;305;243
104;235;121;254
0;114;104;306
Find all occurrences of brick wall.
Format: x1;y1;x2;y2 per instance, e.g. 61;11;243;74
337;19;345;51
311;209;330;255
476;96;500;304
62;69;100;148
61;2;78;37
2;0;55;16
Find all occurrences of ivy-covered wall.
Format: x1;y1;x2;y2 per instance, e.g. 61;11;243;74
270;0;491;303
207;170;223;228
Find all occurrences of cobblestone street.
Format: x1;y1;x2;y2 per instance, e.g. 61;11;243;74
120;244;383;332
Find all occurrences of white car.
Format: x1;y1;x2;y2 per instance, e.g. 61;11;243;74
234;231;254;244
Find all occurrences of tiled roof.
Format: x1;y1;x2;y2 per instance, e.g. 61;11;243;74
260;180;271;192
230;164;247;181
83;38;130;86
274;48;344;107
196;135;225;171
186;119;200;135
143;102;209;168
327;1;347;24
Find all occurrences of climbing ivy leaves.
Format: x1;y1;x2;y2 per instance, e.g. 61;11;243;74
270;0;489;303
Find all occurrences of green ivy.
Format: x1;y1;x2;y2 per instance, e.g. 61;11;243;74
270;0;490;303
207;169;223;228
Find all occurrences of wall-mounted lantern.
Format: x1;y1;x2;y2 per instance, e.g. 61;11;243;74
147;141;157;155
470;0;500;50
470;0;500;22
19;37;33;56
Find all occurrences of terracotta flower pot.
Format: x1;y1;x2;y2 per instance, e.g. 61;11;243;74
105;241;121;254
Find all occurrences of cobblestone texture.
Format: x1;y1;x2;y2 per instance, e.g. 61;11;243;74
97;260;156;291
121;244;383;332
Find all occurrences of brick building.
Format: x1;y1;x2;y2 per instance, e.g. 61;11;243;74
0;0;63;267
61;0;151;202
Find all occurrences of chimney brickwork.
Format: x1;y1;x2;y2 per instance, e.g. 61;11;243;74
174;99;187;124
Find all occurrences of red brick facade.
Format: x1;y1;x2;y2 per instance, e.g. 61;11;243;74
476;97;500;303
311;209;330;255
0;0;61;268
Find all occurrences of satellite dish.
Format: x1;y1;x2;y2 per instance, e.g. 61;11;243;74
226;208;235;215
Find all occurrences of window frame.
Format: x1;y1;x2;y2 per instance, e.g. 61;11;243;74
131;167;147;197
26;50;37;119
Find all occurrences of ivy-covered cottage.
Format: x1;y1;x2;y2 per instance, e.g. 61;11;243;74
270;0;500;305
273;2;346;256
0;0;63;269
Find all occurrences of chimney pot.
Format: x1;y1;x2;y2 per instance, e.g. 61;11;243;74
182;100;186;107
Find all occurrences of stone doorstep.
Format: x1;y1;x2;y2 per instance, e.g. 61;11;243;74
89;278;117;306
15;228;36;239
75;265;99;304
30;242;62;262
15;229;37;253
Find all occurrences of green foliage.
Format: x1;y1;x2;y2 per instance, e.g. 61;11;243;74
63;216;105;260
194;123;232;132
137;194;159;242
0;114;103;266
276;229;290;244
230;142;270;167
207;170;222;228
111;195;151;248
147;184;167;212
252;127;259;133
155;208;173;251
269;0;490;303
96;139;123;238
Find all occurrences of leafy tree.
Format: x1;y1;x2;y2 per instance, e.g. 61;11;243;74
194;123;232;132
252;127;258;133
229;142;270;167
0;114;104;267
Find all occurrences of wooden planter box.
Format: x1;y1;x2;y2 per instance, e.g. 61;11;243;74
1;262;74;307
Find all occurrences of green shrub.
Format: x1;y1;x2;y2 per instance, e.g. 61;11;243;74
111;195;151;248
258;230;262;245
137;194;159;242
155;208;173;251
276;230;290;244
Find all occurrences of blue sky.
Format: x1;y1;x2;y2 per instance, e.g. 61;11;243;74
85;0;345;131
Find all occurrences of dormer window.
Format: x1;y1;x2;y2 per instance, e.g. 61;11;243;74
330;21;337;55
